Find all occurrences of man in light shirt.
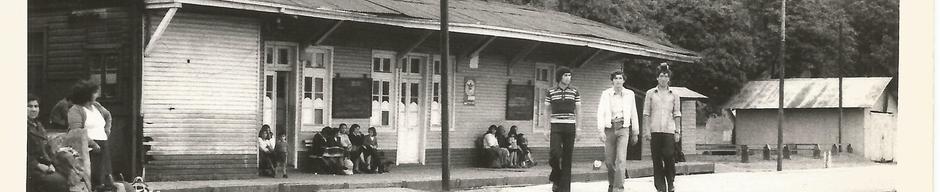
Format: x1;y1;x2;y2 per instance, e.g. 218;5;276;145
596;71;640;192
643;63;682;192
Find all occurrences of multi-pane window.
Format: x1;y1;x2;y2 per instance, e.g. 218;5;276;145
375;81;391;102
264;45;295;65
537;68;550;81
373;57;392;73
88;53;119;100
372;80;392;126
302;46;331;126
400;57;422;74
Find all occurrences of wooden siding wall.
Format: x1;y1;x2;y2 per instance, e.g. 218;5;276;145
142;11;261;181
318;33;618;165
28;5;139;179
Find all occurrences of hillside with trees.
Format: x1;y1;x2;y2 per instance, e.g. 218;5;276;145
494;0;898;114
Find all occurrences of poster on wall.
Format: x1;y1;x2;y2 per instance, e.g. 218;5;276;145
464;77;476;105
506;83;534;120
332;77;372;118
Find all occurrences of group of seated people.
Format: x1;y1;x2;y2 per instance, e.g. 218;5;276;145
481;125;536;168
308;123;387;175
258;123;388;177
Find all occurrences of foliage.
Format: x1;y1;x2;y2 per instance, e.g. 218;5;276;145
492;0;898;114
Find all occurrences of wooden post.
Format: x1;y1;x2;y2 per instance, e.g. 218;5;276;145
740;145;750;163
776;0;787;172
440;0;452;190
813;144;822;159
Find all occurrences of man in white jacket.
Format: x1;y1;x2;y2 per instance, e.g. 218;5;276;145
596;71;640;192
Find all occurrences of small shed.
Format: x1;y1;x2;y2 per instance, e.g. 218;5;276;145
725;77;897;161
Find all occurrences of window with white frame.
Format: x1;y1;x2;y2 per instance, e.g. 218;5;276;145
371;52;395;128
301;47;331;126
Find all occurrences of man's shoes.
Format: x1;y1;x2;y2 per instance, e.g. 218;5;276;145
551;183;560;192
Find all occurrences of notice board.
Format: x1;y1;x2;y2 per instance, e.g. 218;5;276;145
505;84;534;120
332;77;372;118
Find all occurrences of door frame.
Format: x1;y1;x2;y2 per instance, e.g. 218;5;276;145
396;53;430;165
262;41;299;168
533;62;556;134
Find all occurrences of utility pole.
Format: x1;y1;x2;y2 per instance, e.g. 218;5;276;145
440;0;452;190
776;0;787;172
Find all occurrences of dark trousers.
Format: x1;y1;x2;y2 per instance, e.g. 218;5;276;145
91;140;112;188
549;123;576;192
27;172;67;192
651;133;676;192
258;150;275;176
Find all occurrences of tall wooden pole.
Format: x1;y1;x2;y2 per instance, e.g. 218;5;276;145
777;0;786;172
440;0;452;190
838;22;844;146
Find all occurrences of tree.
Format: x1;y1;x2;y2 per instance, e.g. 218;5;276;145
844;0;899;78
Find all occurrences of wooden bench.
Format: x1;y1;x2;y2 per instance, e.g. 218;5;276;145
785;144;819;155
695;144;738;155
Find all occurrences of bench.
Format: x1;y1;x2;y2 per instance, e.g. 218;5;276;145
785;144;819;155
695;144;738;155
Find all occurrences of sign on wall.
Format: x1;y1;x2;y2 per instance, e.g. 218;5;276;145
506;84;534;120
464;77;476;105
332;77;372;118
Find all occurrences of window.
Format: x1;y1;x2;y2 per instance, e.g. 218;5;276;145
304;77;313;99
266;75;274;98
537;68;549;81
265;47;274;64
277;48;289;65
314;52;327;68
301;47;332;127
410;83;419;103
373;57;392;73
264;44;296;66
433;82;440;102
434;60;441;75
314;78;324;99
410;58;421;73
88;53;119;100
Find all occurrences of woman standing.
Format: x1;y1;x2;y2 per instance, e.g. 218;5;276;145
66;80;113;191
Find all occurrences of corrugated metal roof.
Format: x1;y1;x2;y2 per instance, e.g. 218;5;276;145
725;77;892;109
671;87;708;99
149;0;698;62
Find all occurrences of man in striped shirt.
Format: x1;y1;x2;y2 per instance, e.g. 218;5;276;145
543;68;580;192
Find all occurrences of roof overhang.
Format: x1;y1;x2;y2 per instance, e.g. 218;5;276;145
145;0;700;63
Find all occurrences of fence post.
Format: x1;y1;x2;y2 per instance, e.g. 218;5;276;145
783;145;791;159
831;144;840;156
741;145;749;163
813;144;822;159
762;144;771;160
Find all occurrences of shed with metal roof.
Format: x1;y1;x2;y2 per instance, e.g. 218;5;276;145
726;77;896;162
